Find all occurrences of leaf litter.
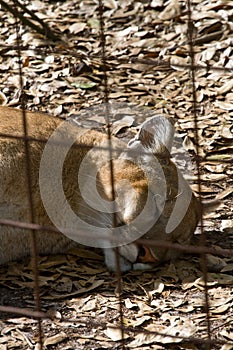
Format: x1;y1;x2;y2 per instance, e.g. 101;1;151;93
0;0;232;349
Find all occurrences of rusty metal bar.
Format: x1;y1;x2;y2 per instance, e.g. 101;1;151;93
12;0;43;347
0;304;232;349
186;0;212;347
1;43;233;73
0;218;232;258
98;0;126;346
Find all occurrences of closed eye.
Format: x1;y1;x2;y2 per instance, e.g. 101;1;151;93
138;245;146;258
137;245;157;264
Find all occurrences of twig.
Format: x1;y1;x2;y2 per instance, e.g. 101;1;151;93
0;0;60;41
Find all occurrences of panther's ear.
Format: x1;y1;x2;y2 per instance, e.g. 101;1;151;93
128;115;175;155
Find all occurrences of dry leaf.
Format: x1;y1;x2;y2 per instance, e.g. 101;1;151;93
158;0;181;20
44;332;67;346
104;326;130;341
69;22;86;34
111;116;134;135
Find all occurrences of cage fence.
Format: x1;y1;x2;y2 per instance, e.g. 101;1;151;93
0;0;233;349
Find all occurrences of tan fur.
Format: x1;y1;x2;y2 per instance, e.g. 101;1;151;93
0;106;201;271
0;106;107;263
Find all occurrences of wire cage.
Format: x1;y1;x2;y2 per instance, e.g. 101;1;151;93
0;0;232;349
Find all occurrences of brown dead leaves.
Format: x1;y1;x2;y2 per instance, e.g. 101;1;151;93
0;0;233;349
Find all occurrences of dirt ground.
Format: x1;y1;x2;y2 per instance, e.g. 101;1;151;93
0;0;232;349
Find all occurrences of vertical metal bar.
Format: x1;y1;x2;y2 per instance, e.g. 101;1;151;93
186;0;212;347
12;1;43;348
98;0;125;347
